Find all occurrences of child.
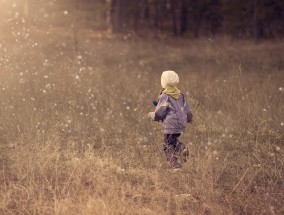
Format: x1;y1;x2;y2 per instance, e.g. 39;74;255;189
148;70;193;169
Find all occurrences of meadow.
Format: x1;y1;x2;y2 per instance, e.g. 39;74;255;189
0;25;283;214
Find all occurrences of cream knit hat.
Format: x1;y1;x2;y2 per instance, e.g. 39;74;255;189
161;70;179;88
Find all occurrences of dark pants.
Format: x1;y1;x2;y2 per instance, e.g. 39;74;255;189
163;133;182;168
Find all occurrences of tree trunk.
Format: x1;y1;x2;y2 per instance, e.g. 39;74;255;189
154;0;166;31
154;0;160;28
111;0;123;32
106;0;112;32
180;0;189;35
171;0;178;35
144;0;149;20
253;0;260;41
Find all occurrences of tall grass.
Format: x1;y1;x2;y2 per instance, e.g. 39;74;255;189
0;26;283;214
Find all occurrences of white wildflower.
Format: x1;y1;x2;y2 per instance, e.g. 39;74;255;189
117;167;125;173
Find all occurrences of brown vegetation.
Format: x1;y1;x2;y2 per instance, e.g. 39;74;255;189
0;27;283;214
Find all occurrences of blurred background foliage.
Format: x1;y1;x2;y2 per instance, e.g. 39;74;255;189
1;0;284;40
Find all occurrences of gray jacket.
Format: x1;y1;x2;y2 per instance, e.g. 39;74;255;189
150;93;193;134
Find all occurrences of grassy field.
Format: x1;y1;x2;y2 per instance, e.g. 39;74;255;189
0;23;284;214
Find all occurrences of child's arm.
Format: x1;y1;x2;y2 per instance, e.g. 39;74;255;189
148;95;168;121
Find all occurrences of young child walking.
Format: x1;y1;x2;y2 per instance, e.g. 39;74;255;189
148;70;193;169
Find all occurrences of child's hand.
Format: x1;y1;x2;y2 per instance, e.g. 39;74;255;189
148;112;154;119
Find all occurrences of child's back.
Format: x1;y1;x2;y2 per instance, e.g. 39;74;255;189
154;92;192;134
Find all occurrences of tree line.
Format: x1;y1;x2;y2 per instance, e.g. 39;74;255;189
8;0;284;40
107;0;284;39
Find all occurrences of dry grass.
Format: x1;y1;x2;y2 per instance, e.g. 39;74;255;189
0;25;284;215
